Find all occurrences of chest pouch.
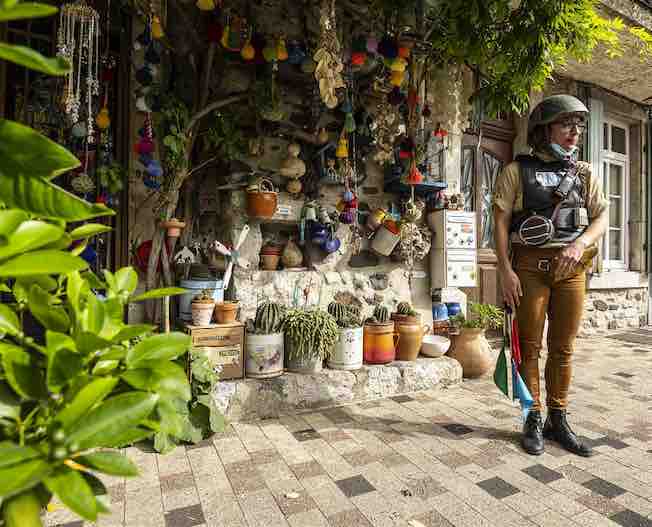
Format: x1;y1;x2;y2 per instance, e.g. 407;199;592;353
517;213;555;246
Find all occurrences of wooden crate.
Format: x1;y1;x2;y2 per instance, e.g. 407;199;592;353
185;322;245;380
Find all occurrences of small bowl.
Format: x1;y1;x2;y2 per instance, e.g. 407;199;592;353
420;334;451;357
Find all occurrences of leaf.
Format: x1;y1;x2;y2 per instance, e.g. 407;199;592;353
0;343;44;399
65;392;159;450
0;170;113;221
0;458;53;500
75;332;112;355
46;331;77;354
114;267;138;295
81;294;105;334
83;270;106;290
0;3;58;22
126;332;190;368
66;270;86;314
47;348;83;393
69;223;112;240
76;451;139;477
121;361;191;401
56;377;118;431
0;303;20;336
0;381;21;419
0;220;65;263
100;426;152;448
130;287;187;302
28;284;70;333
44;467;97;521
92;359;119;375
0;43;69;76
0;442;41;469
153;431;175;454
17;274;57;292
0;209;28;245
112;324;155;343
0;250;87;277
1;489;44;527
197;394;225;433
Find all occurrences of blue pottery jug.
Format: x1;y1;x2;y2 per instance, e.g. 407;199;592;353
432;302;449;321
445;302;461;318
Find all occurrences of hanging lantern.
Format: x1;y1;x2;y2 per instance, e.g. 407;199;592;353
277;38;289;61
336;134;348;158
344;112;356;133
95;107;110;130
151;16;164;39
196;0;216;11
241;41;255;61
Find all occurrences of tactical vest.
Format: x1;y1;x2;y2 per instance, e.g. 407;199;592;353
510;154;588;245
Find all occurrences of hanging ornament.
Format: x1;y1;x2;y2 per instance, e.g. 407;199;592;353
277;37;289;61
95;107;110;130
391;58;407;72
343;190;354;202
57;0;100;138
344;112;356;133
151;16;164;39
397;46;410;59
314;0;345;109
145;159;163;178
135;138;155;155
196;0;216;11
225;16;244;51
317;128;329;144
263;41;278;62
390;70;405;87
335;133;348;158
71;121;87;138
241;40;255;61
407;159;423;184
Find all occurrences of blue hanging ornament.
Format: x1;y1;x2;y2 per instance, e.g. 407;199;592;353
343;190;354;202
145;159;163;178
139;153;153;166
80;243;97;265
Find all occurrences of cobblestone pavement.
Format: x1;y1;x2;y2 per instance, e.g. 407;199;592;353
46;332;652;527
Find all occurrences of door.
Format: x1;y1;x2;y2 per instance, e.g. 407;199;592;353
461;119;515;308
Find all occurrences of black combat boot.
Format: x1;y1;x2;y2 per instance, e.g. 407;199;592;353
543;409;593;457
521;410;544;455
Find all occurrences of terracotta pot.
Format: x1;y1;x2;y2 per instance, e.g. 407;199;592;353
260;253;281;270
215;301;239;324
247;179;278;218
161;218;186;238
363;322;396;364
447;328;493;378
191;301;214;326
395;322;430;361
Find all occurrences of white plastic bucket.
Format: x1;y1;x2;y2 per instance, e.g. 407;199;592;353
328;327;363;370
179;279;224;322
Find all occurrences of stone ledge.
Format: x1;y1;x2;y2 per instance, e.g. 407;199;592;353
211;357;463;422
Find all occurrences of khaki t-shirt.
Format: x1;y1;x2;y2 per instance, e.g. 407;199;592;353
492;151;609;248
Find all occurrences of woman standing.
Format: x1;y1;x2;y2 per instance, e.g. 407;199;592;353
493;95;609;456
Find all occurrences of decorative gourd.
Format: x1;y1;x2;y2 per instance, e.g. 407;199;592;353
373;305;389;323
397;302;412;315
254;302;286;334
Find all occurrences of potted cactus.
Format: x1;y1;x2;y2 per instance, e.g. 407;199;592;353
283;308;339;373
327;302;363;370
245;301;286;378
192;289;215;326
363;305;396;364
392;301;421;326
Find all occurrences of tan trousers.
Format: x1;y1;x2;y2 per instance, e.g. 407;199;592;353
512;246;593;411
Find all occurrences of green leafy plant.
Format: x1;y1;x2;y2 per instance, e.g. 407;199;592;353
205;110;247;162
282;309;338;360
97;162;125;194
451;302;503;331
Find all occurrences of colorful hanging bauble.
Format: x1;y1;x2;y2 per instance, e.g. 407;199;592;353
367;36;378;53
377;35;397;59
135;138;155;155
207;22;222;43
351;52;366;66
340;209;355;224
225;17;244;51
343;190;354;202
391;58;407;72
407;159;423;184
287;40;306;65
241;40;255;61
336;134;349;158
390;70;405;87
145;159;163;178
397;46;410;59
196;0;216;11
344;112;356;133
276;38;289;61
151;16;164;39
139;153;153;166
263;41;278;62
388;86;404;106
317;128;329;144
95;107;110;130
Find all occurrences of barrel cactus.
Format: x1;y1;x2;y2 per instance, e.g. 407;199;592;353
373;305;389;323
397;302;412;315
253;302;286;334
328;302;347;323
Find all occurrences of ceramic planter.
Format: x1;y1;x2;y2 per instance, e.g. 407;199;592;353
191;301;214;326
215;301;238;324
284;336;323;373
363;322;396;364
245;332;284;378
328;327;363;370
246;179;278;218
395;322;430;361
260;245;282;270
447;328;493;378
371;221;400;256
161;218;186;238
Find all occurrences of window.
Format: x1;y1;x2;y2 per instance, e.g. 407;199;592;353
601;118;629;270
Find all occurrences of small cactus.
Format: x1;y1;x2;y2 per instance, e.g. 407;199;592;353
328;302;347;323
373;305;389;323
253;302;286;334
329;302;361;328
397;302;412;315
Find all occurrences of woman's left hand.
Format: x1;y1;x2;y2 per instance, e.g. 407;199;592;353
556;240;585;277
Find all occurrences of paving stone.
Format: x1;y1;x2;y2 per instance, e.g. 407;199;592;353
409;509;455;527
582;478;628;498
327;509;373;527
290;460;326;480
287;509;329;527
477;476;520;499
273;489;318;517
341;449;380;467
441;423;474;436
576;494;627;515
609;509;652;527
335;474;375;498
164;504;205;527
522;464;564;484
293;428;321;442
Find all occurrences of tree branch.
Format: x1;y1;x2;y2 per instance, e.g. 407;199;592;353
185;94;248;136
188;155;218;177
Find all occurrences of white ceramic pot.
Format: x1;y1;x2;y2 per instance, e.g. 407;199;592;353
245;332;284;378
421;334;451;357
328;327;363;370
191;302;214;326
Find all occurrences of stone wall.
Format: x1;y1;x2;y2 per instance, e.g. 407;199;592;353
580;288;648;336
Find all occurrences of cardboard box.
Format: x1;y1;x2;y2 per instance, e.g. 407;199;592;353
185;322;245;380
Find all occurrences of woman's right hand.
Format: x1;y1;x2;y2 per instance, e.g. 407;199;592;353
499;264;523;310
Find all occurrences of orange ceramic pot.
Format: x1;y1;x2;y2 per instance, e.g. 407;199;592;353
363;322;396;364
246;179;278;218
215;301;239;324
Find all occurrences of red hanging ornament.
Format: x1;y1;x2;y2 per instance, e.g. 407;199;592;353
350;51;366;66
407;160;423;184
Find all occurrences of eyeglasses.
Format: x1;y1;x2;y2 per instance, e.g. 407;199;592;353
554;119;587;133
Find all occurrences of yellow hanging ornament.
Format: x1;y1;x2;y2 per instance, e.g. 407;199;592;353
390;70;404;86
391;58;407;72
196;0;216;10
151;16;164;39
241;41;255;61
95;107;110;130
336;134;349;158
277;38;288;61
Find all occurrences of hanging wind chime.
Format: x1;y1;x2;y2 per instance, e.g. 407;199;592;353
57;0;100;143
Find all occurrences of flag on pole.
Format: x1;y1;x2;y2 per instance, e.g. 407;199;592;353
493;306;534;418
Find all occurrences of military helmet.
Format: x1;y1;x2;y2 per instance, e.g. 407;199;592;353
528;94;589;131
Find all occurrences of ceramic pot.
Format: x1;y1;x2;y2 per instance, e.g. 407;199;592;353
328;327;363;370
284;336;323;373
161;218;186;238
371;221;400;256
447;328;493;379
363;322;396;364
282;239;303;268
395;322;430;361
247;178;278;218
191;301;214;326
245;332;284;378
214;301;238;324
260;245;281;270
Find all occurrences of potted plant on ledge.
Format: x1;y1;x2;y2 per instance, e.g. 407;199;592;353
245;301;286;378
283;308;339;374
192;289;216;326
448;302;503;378
327;302;363;370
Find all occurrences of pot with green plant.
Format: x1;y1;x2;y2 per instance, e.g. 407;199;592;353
191;289;215;326
283;308;339;374
391;301;421;327
245;302;286;378
448;302;503;378
327;302;363;370
363;305;397;364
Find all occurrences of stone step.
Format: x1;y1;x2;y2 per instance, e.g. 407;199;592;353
211;357;463;422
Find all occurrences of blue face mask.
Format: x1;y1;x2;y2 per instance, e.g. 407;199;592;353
549;143;578;161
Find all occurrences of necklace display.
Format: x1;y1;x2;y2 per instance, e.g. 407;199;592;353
57;0;100;143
